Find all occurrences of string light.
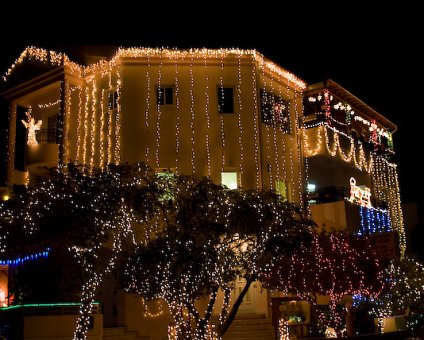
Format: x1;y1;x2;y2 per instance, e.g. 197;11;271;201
99;88;105;167
82;81;90;165
236;54;245;187
250;56;260;190
141;298;166;318
286;78;296;202
204;54;211;178
75;86;83;162
155;51;163;168
37;99;61;109
293;87;304;206
114;67;122;165
219;55;226;172
189;55;196;173
278;318;290;340
144;56;151;166
174;55;181;175
107;69;113;165
270;64;280;191
0;247;51;266
259;57;273;190
90;80;97;168
63;82;72;163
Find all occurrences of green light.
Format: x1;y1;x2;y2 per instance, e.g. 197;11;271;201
0;301;100;311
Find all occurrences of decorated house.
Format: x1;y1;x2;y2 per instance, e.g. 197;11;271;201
0;47;305;339
0;48;405;339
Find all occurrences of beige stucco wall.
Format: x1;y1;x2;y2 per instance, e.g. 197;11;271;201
62;55;303;202
24;314;103;340
124;294;171;340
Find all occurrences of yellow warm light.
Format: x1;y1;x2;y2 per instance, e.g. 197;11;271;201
21;110;42;146
3;46;306;91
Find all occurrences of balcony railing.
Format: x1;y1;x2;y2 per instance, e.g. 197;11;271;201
35;129;58;144
308;186;388;210
301;115;394;157
308;186;392;235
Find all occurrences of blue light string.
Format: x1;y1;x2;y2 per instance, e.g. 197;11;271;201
0;248;51;266
358;206;391;235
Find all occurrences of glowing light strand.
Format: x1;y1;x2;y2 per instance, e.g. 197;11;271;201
236;54;244;187
251;56;261;190
0;248;51;266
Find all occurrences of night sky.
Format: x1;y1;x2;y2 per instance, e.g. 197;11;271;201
0;8;421;202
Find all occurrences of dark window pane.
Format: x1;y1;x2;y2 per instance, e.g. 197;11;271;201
218;87;234;114
157;87;174;105
165;87;174;105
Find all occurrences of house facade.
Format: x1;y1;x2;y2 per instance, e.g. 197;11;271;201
0;47;406;339
0;47;306;339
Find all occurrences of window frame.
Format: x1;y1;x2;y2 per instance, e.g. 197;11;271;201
260;89;291;134
156;85;175;106
275;179;290;202
217;86;235;114
221;170;239;190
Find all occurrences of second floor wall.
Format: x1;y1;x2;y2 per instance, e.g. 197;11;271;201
3;48;306;204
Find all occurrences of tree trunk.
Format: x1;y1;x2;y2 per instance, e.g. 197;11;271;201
73;278;99;340
217;277;255;337
196;287;218;339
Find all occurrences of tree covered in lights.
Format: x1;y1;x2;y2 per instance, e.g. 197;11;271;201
260;231;384;337
121;176;314;339
0;162;160;340
370;257;424;335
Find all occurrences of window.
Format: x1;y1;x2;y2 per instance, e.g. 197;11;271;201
275;179;288;201
217;87;234;113
108;90;118;110
156;86;174;105
307;183;316;194
221;172;238;190
260;89;291;133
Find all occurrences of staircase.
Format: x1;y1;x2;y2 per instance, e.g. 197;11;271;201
222;314;276;340
103;327;149;340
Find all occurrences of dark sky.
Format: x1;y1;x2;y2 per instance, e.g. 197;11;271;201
0;8;421;202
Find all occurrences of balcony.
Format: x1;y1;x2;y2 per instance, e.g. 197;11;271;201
302;119;394;161
309;187;391;235
308;186;387;210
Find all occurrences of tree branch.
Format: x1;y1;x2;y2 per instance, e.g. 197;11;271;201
205;286;218;322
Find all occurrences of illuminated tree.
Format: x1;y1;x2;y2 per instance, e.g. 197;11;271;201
0;162;159;340
122;178;314;339
2;166;314;340
261;231;384;337
371;257;424;334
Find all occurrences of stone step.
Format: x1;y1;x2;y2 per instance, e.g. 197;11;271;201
226;323;275;331
223;332;275;340
230;318;274;326
103;326;148;340
221;313;275;340
103;326;127;335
